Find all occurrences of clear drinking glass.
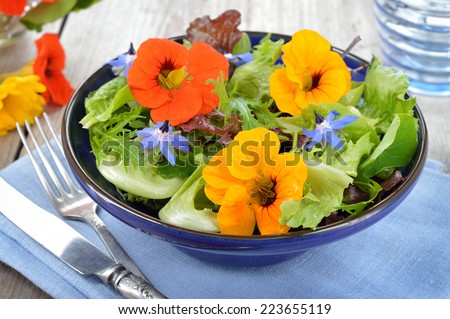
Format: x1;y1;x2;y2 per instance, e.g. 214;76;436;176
374;0;450;96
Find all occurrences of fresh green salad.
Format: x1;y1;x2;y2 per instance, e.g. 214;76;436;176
80;10;418;236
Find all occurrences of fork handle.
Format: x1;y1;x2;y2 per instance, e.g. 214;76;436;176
85;211;150;282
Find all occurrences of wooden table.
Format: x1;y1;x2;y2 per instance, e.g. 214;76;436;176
0;0;448;299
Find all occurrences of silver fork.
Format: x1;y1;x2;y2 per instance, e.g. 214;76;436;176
16;112;149;282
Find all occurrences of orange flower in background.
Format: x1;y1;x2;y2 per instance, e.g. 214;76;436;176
0;0;27;15
202;128;308;235
270;30;351;116
128;38;229;126
33;33;74;106
0;0;58;15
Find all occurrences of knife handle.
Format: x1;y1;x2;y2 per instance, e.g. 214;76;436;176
105;265;167;299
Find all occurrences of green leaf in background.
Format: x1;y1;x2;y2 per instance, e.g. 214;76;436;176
360;113;418;178
73;0;103;11
280;162;353;229
21;0;78;32
360;56;416;133
232;32;251;54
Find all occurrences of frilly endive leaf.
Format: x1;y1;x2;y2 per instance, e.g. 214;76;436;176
186;9;242;53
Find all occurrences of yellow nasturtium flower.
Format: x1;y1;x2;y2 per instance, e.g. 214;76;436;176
0;75;46;135
202;128;308;236
270;30;351;116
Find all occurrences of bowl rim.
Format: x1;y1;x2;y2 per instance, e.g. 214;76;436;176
62;31;429;243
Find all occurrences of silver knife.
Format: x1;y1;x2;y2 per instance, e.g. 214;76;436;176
0;177;167;299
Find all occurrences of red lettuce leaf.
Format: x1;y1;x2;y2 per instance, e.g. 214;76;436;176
179;112;242;145
186;9;243;53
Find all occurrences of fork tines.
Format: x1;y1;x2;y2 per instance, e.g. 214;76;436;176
16;113;81;202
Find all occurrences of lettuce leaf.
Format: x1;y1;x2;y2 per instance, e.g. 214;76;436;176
212;76;280;130
280;163;353;229
277;103;379;145
86;98;191;199
227;35;283;101
319;132;374;177
360;56;416;133
80;76;128;128
339;177;383;215
339;81;365;106
359;113;418;178
159;164;219;232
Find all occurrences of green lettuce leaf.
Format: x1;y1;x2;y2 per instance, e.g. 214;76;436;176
87;103;189;200
277;103;379;145
359;113;418;178
159;164;219;232
227;35;283;100
339;81;365;106
80;76;128;128
211;76;280;130
280;163;353;229
339;177;383;215
360;56;416;133
319;132;374;177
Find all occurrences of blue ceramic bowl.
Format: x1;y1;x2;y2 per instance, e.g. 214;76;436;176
61;32;428;267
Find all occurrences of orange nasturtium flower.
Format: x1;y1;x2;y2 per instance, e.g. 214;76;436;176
0;75;46;135
0;0;27;15
202;128;308;236
270;30;351;116
0;0;59;16
128;38;229;126
33;33;74;107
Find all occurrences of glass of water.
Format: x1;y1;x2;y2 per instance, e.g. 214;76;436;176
374;0;450;96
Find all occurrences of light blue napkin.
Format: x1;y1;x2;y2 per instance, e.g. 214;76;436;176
0;147;449;299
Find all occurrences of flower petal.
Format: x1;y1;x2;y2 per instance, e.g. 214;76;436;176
269;68;301;116
160;139;176;165
128;38;189;109
169;134;190;152
228;127;280;180
330;115;358;130
187;41;229;114
0;0;27;16
217;185;255;236
150;86;203;125
253;204;290;235
141;134;160;150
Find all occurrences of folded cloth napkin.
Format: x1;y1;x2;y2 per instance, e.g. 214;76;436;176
0;147;449;299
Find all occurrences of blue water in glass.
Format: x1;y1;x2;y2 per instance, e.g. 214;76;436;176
374;0;450;96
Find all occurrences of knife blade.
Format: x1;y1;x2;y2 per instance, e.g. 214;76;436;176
0;176;166;299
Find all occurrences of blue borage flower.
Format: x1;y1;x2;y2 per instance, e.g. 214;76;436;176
224;52;254;67
303;110;357;150
136;121;190;165
106;43;136;77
